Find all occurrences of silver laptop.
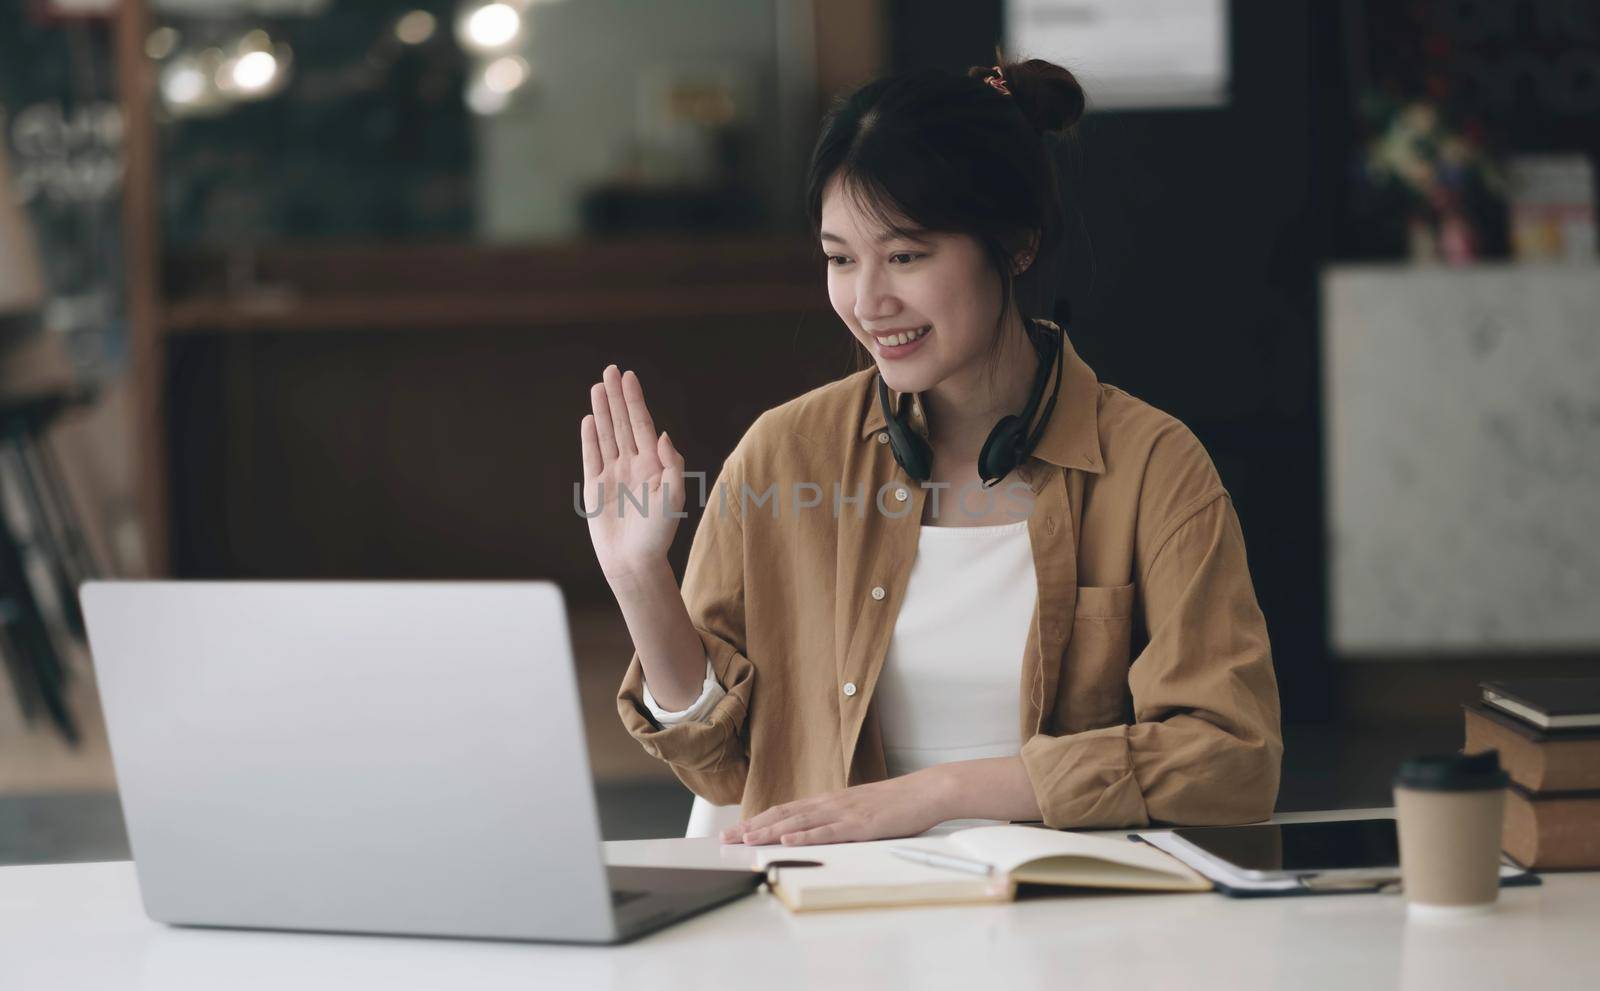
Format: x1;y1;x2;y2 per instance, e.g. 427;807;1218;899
79;580;760;944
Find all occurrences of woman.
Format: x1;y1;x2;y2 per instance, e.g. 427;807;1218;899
579;57;1282;847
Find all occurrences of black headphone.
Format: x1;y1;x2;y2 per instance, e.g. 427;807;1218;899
877;318;1065;487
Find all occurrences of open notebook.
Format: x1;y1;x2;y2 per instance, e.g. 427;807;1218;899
755;824;1212;912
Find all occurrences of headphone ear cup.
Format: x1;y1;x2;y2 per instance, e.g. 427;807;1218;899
978;415;1027;484
886;420;934;482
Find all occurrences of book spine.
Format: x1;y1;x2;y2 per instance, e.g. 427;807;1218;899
1503;788;1600;870
1464;708;1600;792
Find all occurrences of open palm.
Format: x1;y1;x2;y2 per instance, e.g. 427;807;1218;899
580;365;687;582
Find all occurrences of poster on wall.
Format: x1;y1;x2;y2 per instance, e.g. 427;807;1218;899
1004;0;1229;110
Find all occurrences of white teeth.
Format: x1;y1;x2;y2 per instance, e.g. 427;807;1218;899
883;326;929;347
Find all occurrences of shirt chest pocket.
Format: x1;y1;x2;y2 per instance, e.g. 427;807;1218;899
1053;582;1137;733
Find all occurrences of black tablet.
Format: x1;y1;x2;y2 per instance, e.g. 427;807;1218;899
1166;818;1400;880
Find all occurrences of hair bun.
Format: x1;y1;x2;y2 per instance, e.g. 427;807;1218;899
968;57;1086;135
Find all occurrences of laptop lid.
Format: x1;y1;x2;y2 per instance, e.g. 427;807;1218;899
80;580;619;942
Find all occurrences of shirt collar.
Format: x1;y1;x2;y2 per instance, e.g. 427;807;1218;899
858;318;1104;475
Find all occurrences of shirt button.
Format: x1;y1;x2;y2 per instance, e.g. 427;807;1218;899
894;488;908;501
876;432;889;444
843;682;857;697
871;586;886;600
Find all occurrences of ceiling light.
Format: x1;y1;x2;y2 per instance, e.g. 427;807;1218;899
395;10;437;45
145;26;180;60
457;2;522;54
231;50;278;92
483;55;529;94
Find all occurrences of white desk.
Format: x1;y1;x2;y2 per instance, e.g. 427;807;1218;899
3;808;1595;990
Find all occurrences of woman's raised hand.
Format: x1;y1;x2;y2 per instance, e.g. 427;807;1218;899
580;365;688;584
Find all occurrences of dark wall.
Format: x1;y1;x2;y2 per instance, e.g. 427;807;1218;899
166;305;851;594
890;1;1343;722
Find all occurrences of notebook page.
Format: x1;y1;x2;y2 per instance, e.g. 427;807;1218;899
751;840;1010;910
947;825;1210;888
752;836;978;883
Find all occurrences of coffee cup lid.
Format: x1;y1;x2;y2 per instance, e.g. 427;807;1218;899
1393;750;1509;792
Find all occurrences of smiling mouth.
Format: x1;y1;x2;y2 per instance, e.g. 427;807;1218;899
873;325;931;347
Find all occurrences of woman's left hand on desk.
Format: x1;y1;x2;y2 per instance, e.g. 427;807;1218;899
720;772;946;846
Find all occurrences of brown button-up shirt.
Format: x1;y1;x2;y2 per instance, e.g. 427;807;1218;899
616;323;1282;829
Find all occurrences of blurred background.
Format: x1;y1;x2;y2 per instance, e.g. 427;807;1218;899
1;0;1596;863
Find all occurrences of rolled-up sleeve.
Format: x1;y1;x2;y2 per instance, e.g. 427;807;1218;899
1020;493;1283;829
616;451;757;807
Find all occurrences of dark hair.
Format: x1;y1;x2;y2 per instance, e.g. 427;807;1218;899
804;52;1086;378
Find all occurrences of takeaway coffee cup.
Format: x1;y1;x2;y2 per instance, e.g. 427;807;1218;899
1393;750;1509;917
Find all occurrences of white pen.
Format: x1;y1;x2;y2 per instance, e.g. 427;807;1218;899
889;846;995;876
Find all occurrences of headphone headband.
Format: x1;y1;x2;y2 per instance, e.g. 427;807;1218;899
1022;324;1065;453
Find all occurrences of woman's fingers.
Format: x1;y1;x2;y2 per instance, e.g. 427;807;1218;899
579;414;602;481
621;370;659;457
588;366;666;485
590;383;619;462
739;802;792;835
602;365;637;456
780;824;839;846
659;430;683;467
746;810;820;845
721;804;831;843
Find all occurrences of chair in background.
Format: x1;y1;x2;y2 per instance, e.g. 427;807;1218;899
0;387;102;745
685;794;743;838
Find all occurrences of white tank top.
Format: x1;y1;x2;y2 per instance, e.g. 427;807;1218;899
875;520;1036;778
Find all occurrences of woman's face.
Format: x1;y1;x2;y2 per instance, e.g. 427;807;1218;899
820;174;1005;396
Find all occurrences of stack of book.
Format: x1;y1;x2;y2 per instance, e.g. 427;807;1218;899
1463;677;1600;870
